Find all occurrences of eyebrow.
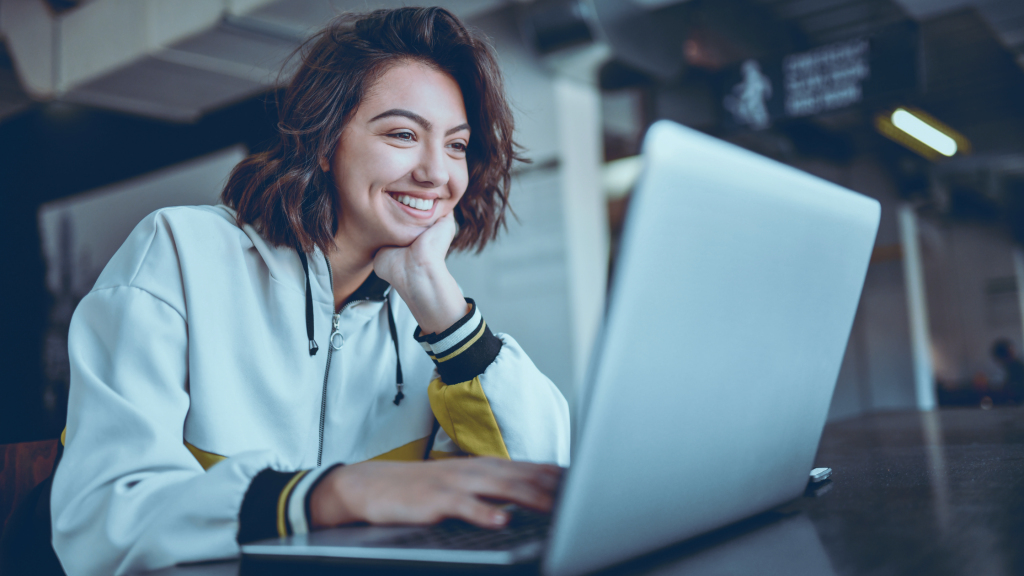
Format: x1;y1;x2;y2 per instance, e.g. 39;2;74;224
368;108;470;137
445;123;471;137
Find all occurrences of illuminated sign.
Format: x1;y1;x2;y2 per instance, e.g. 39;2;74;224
719;23;917;132
784;39;869;118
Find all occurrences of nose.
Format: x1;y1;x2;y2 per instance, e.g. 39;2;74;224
411;142;450;190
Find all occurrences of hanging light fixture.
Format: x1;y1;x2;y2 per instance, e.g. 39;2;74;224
875;107;971;161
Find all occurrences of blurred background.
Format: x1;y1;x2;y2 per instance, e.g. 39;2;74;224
2;0;1024;444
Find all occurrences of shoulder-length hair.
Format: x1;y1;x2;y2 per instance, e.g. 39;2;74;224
222;7;523;254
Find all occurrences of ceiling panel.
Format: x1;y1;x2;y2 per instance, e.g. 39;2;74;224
892;0;1024;66
247;0;508;34
752;0;907;45
65;56;265;121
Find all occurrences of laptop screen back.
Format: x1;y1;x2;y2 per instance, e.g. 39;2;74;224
544;121;880;576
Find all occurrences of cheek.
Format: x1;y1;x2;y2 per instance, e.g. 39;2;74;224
450;164;470;204
336;143;416;194
377;149;419;183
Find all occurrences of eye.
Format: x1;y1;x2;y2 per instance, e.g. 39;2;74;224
448;141;467;153
387;131;415;142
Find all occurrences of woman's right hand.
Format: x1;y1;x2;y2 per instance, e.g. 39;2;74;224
309;458;563;529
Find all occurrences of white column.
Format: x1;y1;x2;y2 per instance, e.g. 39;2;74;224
1013;248;1024;351
554;78;608;404
898;205;937;410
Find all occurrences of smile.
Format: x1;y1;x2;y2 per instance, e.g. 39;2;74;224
391;194;435;211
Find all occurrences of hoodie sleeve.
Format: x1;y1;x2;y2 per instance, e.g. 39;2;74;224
50;211;307;575
52;285;293;575
415;300;570;466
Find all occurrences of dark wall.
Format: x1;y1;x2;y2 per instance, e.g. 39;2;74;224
0;94;280;443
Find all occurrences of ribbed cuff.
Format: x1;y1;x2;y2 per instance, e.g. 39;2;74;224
237;469;309;544
288;463;343;535
414;299;502;384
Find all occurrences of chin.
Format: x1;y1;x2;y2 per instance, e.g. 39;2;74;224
384;226;428;248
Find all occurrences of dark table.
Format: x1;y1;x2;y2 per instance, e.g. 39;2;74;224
152;407;1024;576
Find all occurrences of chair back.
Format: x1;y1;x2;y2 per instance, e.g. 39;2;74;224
1;440;59;535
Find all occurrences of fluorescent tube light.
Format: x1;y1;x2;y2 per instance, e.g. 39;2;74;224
891;108;957;157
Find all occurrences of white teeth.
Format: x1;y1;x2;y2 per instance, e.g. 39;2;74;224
394;194;434;211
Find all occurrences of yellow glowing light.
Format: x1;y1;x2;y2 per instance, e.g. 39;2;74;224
891;108;957;157
603;155;644;200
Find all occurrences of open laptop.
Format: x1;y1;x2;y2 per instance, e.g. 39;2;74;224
242;120;881;576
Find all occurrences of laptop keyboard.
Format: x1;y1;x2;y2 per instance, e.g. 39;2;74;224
377;508;551;551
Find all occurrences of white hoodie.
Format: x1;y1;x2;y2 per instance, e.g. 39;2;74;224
51;205;570;575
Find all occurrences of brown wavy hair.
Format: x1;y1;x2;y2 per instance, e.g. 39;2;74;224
221;7;524;254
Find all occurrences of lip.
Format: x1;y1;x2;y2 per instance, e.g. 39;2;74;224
386;190;440;200
387;191;439;220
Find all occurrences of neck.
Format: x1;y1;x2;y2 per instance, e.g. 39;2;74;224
327;232;375;312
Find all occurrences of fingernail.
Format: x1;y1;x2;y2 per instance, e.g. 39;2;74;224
492;511;508;525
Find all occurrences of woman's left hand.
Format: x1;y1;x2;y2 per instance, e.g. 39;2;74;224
373;213;468;334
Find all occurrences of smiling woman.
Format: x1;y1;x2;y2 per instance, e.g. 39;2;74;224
318;61;473;332
224;8;518;257
48;7;570;576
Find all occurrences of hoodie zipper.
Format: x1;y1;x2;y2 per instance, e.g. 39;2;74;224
316;257;389;466
317;311;340;467
317;257;349;468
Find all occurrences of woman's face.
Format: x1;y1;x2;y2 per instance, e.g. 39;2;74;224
326;61;470;252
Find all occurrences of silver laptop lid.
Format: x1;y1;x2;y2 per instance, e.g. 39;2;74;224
543;121;879;576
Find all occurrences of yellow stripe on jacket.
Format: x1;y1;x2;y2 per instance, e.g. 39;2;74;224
427;377;510;459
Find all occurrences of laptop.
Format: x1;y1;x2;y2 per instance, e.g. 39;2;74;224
241;120;881;576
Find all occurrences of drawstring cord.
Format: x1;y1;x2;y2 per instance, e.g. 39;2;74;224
386;295;405;406
297;249;318;356
298;248;404;405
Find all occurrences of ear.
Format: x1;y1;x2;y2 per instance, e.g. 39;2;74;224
319;156;330;172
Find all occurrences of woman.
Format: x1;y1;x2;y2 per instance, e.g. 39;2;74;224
51;7;570;574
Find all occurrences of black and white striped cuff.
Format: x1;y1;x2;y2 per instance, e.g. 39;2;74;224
288;464;342;535
414;299;503;384
237;469;308;543
237;465;339;543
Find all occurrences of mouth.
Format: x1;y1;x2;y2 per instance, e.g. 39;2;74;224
391;193;435;211
387;192;438;219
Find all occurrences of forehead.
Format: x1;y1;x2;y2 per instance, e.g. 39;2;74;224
358;61;467;122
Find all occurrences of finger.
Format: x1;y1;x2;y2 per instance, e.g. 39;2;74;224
430;211;458;240
462;463;561;500
448;495;509;529
471;459;564;491
521;463;564;488
454;473;555;512
405;214;454;256
475;458;563;476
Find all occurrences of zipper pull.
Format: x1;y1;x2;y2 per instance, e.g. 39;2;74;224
329;313;344;350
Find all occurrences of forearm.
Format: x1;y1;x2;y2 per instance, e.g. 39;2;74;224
394;261;468;335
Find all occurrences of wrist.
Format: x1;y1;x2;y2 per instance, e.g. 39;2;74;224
404;258;452;291
414;299;503;384
397;264;466;335
309;466;360;528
